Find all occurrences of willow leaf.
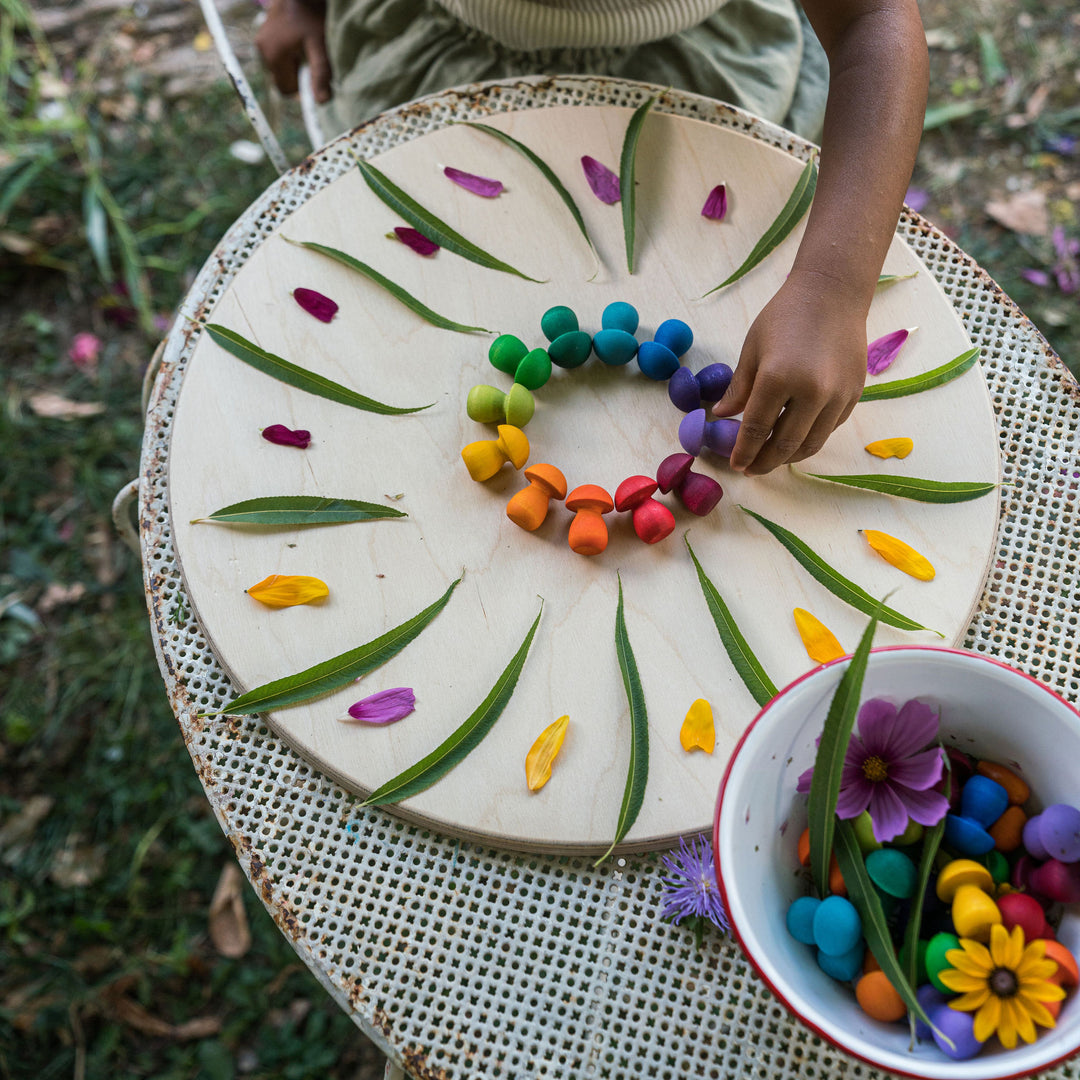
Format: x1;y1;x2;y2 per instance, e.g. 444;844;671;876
739;506;943;636
800;471;996;503
876;271;918;288
362;602;543;806
355;158;544;282
204;324;431;414
285;238;490;333
685;534;777;707
620;94;657;275
860;347;980;401
834;821;946;1043
903;817;947;1043
594;575;650;866
210;577;460;715
703;156;818;295
806;605;879;897
192;495;407;526
458;122;596;254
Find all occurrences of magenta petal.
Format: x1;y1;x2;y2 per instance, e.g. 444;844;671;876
345;687;415;725
856;698;899;757
393;226;440;256
880;698;940;760
293;287;338;323
701;183;728;221
867;783;911;842
444;166;503;198
581;156;620;204
896;784;951;826
886;747;945;791
867;328;911;375
836;778;874;820
1022;268;1052;288
796;765;814;794
261;424;311;449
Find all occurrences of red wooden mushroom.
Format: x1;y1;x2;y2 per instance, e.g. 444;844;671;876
614;475;675;544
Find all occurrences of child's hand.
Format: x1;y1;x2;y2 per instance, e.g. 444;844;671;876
256;0;333;105
710;270;868;476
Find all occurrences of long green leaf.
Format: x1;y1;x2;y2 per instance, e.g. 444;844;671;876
457;121;596;253
799;471;996;503
703;156;818;295
620;94;657;275
192;495;407;526
594;575;650;866
876;271;918;288
834;821;945;1042
806;606;879;897
355;158;544;282
362;602;544;806
284;237;490;334
204;323;432;415
685;534;777;707
903;817;946;1043
210;577;461;715
739;506;943;636
860;347;980;401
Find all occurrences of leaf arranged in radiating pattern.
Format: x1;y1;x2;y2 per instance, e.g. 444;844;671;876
858;347;980;401
204;324;432;414
361;602;544;807
739;507;943;636
191;495;407;526
620;94;657;274
209;577;461;715
594;575;649;866
798;471;996;503
702;156;818;295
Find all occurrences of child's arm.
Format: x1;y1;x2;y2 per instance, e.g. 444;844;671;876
711;0;928;476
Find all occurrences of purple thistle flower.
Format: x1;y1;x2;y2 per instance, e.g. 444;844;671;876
659;834;729;934
797;698;949;843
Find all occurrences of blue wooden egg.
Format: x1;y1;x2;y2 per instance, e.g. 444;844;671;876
812;895;862;956
654;318;693;357
785;895;820;945
816;941;864;982
592;328;638;366
601;301;639;334
944;813;996;856
637;340;679;381
931;1006;984;1060
960;775;1008;827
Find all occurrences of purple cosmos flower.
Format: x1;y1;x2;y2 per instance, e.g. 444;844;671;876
443;166;503;198
701;184;728;221
344;687;415;725
867;327;915;376
659;834;729;935
797;698;949;843
393;226;440;256
292;287;338;323
581;156;620;204
261;424;311;449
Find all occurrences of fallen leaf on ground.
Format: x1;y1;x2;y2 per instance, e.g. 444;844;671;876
984;189;1049;236
49;834;106;888
209;862;252;959
28;392;106;419
36;582;87;613
0;795;55;862
103;979;222;1040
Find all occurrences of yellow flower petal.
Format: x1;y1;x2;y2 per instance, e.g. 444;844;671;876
1019;978;1066;1002
957;938;993;969
972;994;1001;1043
950;987;991;1011
1017;994;1058;1029
864;437;914;460
792;608;845;664
939;970;989;995
525;714;569;792
245;574;329;608
860;530;936;581
679;698;716;754
997;998;1020;1049
1013;998;1038;1045
947;951;992;978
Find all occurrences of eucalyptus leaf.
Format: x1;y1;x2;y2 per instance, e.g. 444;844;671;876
685;535;777;707
284;237;490;333
903;817;946;1043
209;577;461;715
620;94;657;275
191;495;407;526
204;324;432;415
355;157;544;282
860;347;980;401
806;605;879;897
703;156;817;296
739;506;943;636
362;601;544;806
594;575;650;866
799;471;996;503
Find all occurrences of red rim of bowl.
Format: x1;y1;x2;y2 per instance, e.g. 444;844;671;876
712;644;1080;1080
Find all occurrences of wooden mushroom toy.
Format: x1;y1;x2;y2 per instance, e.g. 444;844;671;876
655;452;724;516
461;424;530;482
614;475;675;544
565;484;614;556
506;463;567;531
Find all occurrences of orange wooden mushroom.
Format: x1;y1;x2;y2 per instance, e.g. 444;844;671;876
565;484;614;556
506;463;567;531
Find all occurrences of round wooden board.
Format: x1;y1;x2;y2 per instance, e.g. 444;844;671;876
168;103;1000;854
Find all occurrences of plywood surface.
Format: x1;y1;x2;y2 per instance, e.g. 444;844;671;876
167;105;1000;852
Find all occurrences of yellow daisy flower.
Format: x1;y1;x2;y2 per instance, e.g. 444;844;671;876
939;924;1066;1048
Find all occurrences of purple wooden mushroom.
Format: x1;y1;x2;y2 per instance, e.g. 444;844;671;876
678;408;741;459
655;453;724;516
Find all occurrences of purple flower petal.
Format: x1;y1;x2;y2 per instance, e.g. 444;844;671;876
443;166;503;198
867;328;913;376
835;777;874;820
856;698;899;757
293;287;338;323
701;184;728;221
262;424;311;449
393;226;440;256
581;156;620;204
344;687;415;725
887;747;945;791
866;782;911;842
905;186;930;213
1022;268;1052;288
880;698;940;760
895;784;951;826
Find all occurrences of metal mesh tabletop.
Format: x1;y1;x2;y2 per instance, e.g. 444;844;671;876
139;76;1080;1079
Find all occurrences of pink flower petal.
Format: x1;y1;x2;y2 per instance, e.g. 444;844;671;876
887;746;945;790
867;328;913;375
393;226;440;256
895;784;950;826
866;782;911;842
261;424;311;449
581;156;620;204
443;166;503;198
293;287;338;323
796;765;814;793
344;687;415;725
880;698;940;760
701;184;728;221
68;332;101;371
856;698;899;757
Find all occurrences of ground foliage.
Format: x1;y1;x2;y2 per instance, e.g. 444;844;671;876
0;0;1077;1077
